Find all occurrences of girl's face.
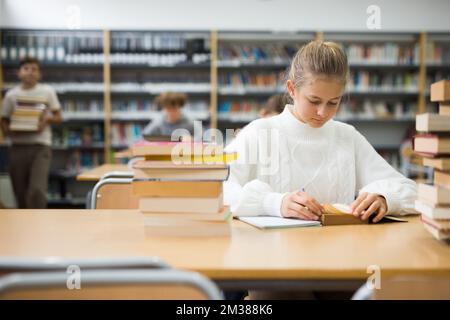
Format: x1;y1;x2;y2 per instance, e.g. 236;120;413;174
287;77;344;128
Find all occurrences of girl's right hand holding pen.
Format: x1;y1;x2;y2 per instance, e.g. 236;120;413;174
281;190;324;220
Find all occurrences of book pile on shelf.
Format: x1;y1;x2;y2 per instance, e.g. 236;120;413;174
9;96;47;131
218;43;301;65
414;79;450;241
343;43;419;65
130;141;237;237
347;71;418;92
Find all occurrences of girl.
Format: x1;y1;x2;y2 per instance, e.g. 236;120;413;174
224;41;417;223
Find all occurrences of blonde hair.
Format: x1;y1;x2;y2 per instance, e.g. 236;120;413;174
288;40;349;90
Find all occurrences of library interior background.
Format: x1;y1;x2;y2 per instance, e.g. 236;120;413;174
0;0;449;209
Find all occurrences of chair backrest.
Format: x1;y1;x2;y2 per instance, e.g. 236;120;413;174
91;178;140;209
100;171;134;180
0;256;170;277
352;276;450;300
0;269;223;300
127;156;145;169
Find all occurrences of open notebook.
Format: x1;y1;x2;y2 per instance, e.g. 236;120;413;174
237;216;321;229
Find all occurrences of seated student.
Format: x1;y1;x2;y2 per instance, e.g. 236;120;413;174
224;40;417;223
142;92;200;140
259;94;286;118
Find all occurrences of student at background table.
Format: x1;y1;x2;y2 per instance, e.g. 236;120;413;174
142;92;201;141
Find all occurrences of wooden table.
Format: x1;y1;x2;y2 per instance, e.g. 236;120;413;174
0;209;449;290
76;164;132;182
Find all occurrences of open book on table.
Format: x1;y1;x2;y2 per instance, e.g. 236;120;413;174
237;203;407;229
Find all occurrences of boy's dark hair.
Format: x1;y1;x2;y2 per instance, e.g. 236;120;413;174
19;57;41;69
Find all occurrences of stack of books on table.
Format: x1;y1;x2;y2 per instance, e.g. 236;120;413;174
9;96;47;131
130;141;237;237
414;80;450;241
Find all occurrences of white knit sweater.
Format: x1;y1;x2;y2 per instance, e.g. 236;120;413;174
224;105;418;217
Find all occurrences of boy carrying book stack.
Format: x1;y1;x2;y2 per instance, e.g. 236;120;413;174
414;79;450;241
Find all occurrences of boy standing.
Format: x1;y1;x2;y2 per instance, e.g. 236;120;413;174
1;57;62;208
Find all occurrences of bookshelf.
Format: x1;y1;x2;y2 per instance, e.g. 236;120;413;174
108;30;212;147
1;29;449;207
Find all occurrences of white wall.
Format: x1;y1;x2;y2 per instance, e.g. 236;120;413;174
1;0;450;31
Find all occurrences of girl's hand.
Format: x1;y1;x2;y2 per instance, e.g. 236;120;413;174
281;190;324;220
350;192;388;223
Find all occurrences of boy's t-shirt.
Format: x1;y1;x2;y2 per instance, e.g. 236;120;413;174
1;84;61;146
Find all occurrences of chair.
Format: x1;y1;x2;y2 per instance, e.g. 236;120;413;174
352;276;450;300
0;256;170;277
0;269;223;300
90;178;140;209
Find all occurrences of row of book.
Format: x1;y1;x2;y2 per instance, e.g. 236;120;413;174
219;71;285;87
218;43;301;63
348;71;418;92
111;123;146;146
1;31;103;63
425;42;450;65
342;43;420;65
53;125;104;147
218;100;418;121
413;80;450;241
336;100;416;120
111;33;209;52
108;53;210;65
65;150;104;172
4;82;211;94
129;141;235;236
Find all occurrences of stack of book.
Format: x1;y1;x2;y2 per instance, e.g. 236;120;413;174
414;79;450;241
9;96;46;132
130;141;237;237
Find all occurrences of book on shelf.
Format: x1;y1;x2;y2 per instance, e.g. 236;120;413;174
218;43;300;63
416;113;450;132
1;30;103;64
343;43;419;65
348;71;418;92
413;134;450;155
